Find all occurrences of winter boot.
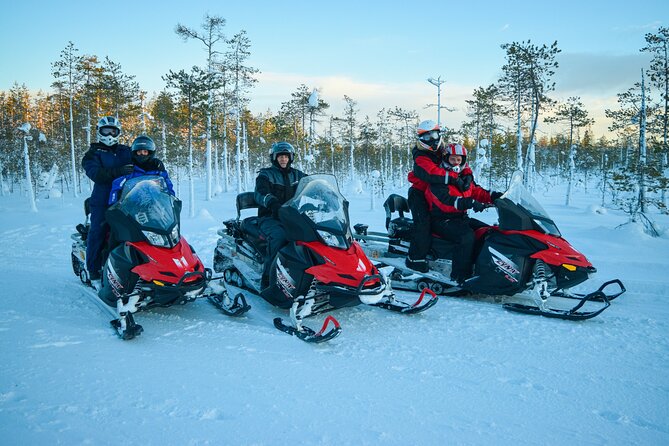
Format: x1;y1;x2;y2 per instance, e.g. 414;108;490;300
405;257;429;273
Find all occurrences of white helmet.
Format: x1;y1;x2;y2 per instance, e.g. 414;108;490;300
443;143;468;173
96;116;122;146
416;120;443;152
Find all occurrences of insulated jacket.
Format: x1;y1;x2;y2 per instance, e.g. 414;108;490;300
426;164;492;218
407;145;449;192
82;142;132;206
254;164;307;218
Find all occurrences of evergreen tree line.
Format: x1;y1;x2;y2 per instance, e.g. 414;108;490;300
0;17;667;221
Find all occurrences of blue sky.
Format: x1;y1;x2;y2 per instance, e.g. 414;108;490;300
1;0;666;137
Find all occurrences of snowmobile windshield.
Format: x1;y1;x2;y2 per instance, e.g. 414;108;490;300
286;175;351;248
503;179;561;237
118;176;178;235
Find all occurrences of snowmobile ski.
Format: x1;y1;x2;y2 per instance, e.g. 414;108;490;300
206;289;251;317
273;315;342;344
550;279;626;303
502;280;621;320
80;281;144;340
110;310;144;340
501;301;608;321
371;288;438;314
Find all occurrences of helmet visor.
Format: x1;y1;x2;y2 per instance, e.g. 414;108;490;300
419;130;440;143
99;126;120;137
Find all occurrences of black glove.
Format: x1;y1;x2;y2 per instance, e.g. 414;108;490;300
267;198;281;217
472;201;488;213
490;191;503;201
461;175;473;191
455;197;474;211
451;176;465;191
137;158;161;171
112;164;134;178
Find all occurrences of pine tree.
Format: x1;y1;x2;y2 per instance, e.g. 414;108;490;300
545;96;594;205
163;67;208;217
51;41;83;197
641;26;669;210
176;14;226;201
225;30;258;192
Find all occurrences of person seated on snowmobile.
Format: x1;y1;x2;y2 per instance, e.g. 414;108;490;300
425;143;503;284
254;141;307;290
81;116;133;282
107;135;174;205
405;120;449;273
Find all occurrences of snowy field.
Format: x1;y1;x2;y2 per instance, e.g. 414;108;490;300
1;178;668;445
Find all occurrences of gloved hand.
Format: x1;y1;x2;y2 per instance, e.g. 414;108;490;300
490;191;503;201
472;201;488;213
455;197;474;211
111;164;134;178
456;197;487;212
461;175;473;191
267;198;281;217
141;158;162;171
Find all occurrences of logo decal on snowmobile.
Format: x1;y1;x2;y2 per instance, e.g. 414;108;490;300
489;246;520;279
173;256;188;269
276;257;296;298
356;259;367;272
107;262;124;298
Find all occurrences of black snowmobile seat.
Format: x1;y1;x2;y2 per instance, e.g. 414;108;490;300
384;194;410;225
236;192;258;219
234;191;266;249
383;194;414;239
236;192;260;233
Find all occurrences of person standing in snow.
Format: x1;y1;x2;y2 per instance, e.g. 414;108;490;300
405;120;448;273
81;116;132;282
426;143;502;284
254;142;307;290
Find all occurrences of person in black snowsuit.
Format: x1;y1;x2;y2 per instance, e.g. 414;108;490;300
107;135;175;205
253;142;307;290
129;135;167;172
81;116;132;281
426;143;502;284
405;120;448;273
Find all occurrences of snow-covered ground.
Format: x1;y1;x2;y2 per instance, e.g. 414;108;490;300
1;178;668;445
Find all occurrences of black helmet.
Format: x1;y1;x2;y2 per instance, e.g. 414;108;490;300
269;142;295;164
131;135;156;165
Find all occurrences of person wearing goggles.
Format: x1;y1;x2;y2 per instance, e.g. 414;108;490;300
405;120;448;273
80;116;133;284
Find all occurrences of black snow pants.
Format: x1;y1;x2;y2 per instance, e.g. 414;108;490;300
407;187;431;261
430;215;488;283
258;216;288;283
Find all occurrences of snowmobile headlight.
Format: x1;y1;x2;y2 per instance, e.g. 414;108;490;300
142;230;170;247
317;230;347;248
169;226;180;246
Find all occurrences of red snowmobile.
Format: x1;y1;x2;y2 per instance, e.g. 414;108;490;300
213;174;437;343
71;175;249;339
354;172;625;320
